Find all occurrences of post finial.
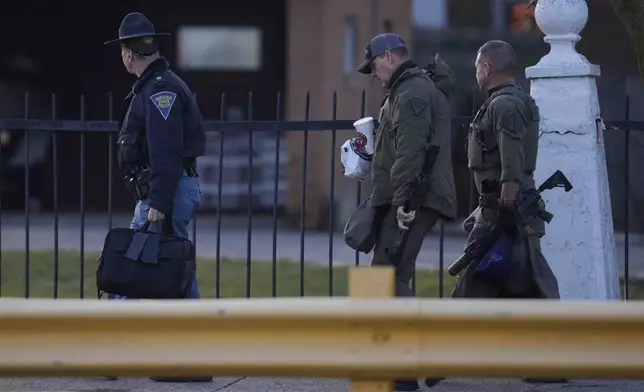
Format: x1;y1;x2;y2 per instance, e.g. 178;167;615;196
527;0;598;77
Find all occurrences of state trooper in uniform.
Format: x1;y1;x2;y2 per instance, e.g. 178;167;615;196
104;12;212;383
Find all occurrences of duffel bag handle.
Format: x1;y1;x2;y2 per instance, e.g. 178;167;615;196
140;219;166;234
140;220;153;233
126;220;164;264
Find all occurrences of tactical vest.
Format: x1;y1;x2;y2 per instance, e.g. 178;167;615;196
466;85;539;181
467;90;510;171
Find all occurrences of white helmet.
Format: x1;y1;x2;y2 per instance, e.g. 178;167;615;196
340;136;372;182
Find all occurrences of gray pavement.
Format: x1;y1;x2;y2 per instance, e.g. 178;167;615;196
0;377;643;391
0;212;642;278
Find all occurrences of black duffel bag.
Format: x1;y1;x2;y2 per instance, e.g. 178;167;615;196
96;220;196;299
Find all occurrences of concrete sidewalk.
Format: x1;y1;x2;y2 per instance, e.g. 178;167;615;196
0;377;643;392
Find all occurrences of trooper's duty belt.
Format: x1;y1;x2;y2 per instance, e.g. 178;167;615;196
124;165;199;201
124;166;151;201
183;167;198;177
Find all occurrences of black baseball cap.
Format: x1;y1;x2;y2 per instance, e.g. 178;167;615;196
357;33;408;74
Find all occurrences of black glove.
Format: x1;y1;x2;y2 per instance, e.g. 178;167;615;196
497;203;519;239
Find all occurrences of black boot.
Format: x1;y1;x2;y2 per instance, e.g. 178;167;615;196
523;377;568;384
425;377;445;387
394;379;419;391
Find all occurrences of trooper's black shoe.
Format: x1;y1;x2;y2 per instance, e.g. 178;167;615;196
394;379;419;391
103;376;118;380
523;378;568;384
425;377;445;387
149;376;213;382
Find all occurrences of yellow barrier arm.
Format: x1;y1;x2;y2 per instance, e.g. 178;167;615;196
0;267;643;381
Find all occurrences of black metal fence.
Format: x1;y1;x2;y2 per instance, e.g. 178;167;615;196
0;91;642;300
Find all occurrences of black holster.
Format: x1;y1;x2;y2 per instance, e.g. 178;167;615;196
477;178;501;213
478;193;498;211
124;166;151;200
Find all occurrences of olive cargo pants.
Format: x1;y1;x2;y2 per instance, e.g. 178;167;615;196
371;205;440;297
450;206;560;299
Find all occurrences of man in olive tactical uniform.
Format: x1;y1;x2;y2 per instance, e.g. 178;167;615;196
358;33;457;392
452;40;559;300
451;40;564;385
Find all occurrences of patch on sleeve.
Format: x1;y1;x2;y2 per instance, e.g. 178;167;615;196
408;98;428;117
149;91;177;120
498;111;522;139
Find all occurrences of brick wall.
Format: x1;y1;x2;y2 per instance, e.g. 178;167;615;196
285;0;412;229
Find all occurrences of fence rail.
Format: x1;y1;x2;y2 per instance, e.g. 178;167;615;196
1;268;644;381
0;91;642;300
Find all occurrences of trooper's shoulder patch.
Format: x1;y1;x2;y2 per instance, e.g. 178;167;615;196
408;98;428;117
149;91;177;120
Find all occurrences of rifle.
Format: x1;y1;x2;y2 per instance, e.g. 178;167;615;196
385;145;440;265
447;170;573;277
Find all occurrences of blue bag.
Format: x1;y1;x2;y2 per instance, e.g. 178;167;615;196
475;233;516;283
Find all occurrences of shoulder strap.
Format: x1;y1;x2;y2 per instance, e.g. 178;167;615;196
380;93;389;108
473;90;515;123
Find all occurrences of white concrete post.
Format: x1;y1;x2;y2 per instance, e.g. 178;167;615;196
526;0;620;300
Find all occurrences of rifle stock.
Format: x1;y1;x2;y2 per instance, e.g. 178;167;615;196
385;145;440;264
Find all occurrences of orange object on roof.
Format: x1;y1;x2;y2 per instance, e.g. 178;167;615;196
510;3;535;33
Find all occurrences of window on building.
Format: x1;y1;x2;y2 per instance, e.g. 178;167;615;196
177;26;262;71
342;16;358;75
412;0;448;29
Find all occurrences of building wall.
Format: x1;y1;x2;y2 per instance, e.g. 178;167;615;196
285;0;412;229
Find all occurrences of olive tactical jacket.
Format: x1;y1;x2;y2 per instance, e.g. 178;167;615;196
371;60;457;219
467;83;540;193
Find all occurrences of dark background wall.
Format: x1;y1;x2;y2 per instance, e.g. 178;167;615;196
0;0;286;213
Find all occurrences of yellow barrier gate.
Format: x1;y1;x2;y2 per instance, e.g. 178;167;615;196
0;267;643;392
